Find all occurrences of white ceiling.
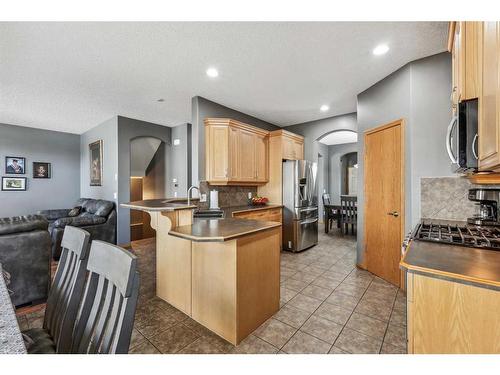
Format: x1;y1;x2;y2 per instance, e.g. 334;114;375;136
319;130;358;146
0;22;448;134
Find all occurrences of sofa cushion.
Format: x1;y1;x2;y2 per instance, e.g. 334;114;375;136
0;215;48;236
67;206;82;217
53;214;106;229
77;198;114;217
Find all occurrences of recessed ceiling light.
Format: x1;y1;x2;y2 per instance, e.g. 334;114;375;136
320;104;329;112
206;67;219;78
373;44;389;56
157;98;165;102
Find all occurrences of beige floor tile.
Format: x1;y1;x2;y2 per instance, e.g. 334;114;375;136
314;302;352;325
281;278;309;292
135;310;179;339
128;340;160;354
383;323;407;349
355;299;393;322
329;346;348;354
129;328;147;350
335;327;382;354
178;337;226;354
335;282;368;298
288;293;323;313
325;290;360;311
300;315;343;344
232;335;279;354
290;271;318;283
389;308;407;327
273;305;311;328
381;341;407;354
346;312;388;340
280;287;299;303
312;276;341;289
282;331;331;354
149;323;200;353
253;318;297;348
301;284;333;301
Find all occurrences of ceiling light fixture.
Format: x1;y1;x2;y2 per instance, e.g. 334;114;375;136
320;104;329;112
373;44;389;56
157;98;165;102
206;67;219;78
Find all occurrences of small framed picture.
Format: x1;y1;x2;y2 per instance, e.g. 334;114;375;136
2;177;27;191
5;156;25;174
33;162;51;179
89;140;103;186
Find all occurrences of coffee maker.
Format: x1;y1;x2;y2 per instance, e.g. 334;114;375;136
467;188;500;226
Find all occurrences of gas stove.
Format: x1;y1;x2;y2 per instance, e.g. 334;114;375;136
413;220;500;251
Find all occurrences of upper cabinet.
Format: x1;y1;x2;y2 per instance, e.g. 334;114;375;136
449;22;481;108
205;118;269;185
272;130;304;160
478;22;500;172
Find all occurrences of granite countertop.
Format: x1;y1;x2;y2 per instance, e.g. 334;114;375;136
121;199;197;212
400;234;500;289
223;204;283;217
0;264;27;354
169;218;281;242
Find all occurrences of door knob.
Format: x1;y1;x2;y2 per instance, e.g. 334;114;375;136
387;211;399;217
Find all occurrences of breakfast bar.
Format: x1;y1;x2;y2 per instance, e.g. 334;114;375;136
121;200;281;345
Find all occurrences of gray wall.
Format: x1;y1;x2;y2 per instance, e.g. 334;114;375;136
168;123;191;197
316;142;329;221
191;96;280;184
356;52;452;264
328;142;358;204
80;116;119;202
284;113;358;161
116;116;171;245
0;123;80;217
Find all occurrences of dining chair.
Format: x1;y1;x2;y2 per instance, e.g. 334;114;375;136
71;240;140;354
23;226;91;354
340;195;357;235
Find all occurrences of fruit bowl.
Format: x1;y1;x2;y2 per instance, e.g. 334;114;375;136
251;196;269;206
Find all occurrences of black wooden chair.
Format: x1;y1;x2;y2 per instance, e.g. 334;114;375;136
340;195;357;235
71;240;139;354
23;226;91;354
322;193;340;234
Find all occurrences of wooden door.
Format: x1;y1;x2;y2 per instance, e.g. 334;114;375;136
238;129;257;181
364;120;405;287
255;134;268;182
479;22;500;171
208;125;229;181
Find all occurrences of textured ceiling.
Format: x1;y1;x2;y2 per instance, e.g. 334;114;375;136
0;22;448;134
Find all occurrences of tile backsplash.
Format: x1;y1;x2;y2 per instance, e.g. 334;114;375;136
421;176;500;221
198;181;257;209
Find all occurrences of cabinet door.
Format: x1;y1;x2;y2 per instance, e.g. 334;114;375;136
228;127;240;180
208;125;229;181
479;22;500;171
238;129;257;181
255;134;268;182
282;136;295;159
293;140;304;160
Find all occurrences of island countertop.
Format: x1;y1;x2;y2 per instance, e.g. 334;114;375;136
169;218;281;242
223;204;283;217
121;199;197;211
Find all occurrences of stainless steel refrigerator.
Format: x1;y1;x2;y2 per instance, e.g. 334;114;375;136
282;160;318;252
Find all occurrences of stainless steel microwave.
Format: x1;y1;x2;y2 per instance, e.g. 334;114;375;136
446;98;478;173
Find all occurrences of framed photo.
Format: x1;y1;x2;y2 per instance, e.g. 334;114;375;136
89;140;103;186
2;177;27;191
33;162;51;179
5;156;25;175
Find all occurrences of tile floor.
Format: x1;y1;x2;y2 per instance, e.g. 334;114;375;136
16;228;407;354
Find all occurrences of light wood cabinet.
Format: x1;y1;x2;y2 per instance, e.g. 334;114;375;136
257;129;304;204
233;207;283;249
406;272;500;353
478;22;500;172
205;118;269;185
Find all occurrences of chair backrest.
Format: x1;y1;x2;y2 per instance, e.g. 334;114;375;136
340;195;358;224
322;193;331;205
43;226;90;353
71;241;139;354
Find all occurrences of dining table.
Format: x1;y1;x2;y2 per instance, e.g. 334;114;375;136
0;263;26;354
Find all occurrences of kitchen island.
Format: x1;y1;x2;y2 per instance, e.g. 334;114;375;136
121;200;281;345
400;226;500;354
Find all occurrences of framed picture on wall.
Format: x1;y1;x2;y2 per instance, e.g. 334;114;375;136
2;177;27;191
89;140;103;186
33;162;51;179
5;156;25;174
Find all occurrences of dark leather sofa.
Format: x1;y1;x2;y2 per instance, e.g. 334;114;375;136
0;215;51;307
38;198;117;260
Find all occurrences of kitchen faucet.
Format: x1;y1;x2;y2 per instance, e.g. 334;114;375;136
187;185;199;206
